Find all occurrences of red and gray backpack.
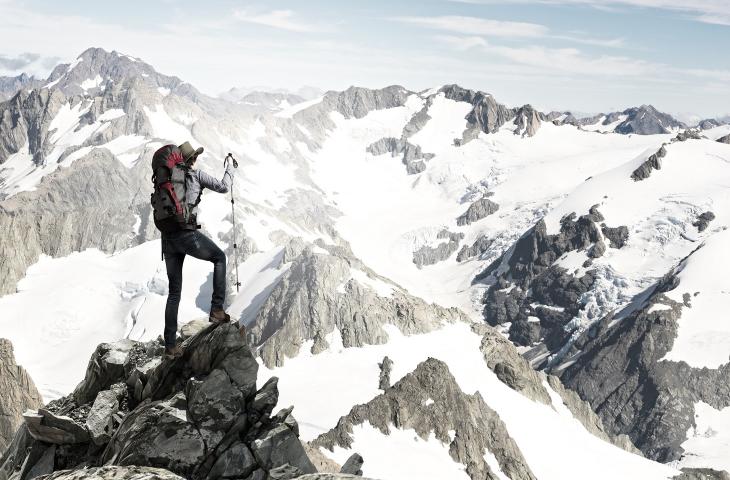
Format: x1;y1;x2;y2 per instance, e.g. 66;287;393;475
150;144;195;233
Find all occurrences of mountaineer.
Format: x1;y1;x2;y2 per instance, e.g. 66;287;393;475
150;141;236;357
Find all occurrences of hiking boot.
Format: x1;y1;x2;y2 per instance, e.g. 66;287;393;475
209;307;231;324
164;345;183;359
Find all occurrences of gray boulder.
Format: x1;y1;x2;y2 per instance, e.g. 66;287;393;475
23;409;89;445
339;454;363;476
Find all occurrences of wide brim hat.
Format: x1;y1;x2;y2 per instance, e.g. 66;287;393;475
179;141;204;162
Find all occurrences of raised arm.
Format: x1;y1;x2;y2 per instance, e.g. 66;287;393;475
196;163;233;194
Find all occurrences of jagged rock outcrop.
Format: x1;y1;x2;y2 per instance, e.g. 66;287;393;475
439;85;516;143
249;242;467;367
513;105;544;137
0;339;43;452
366;137;434;175
45;48;182;99
456;197;499;226
560;257;730;463
692;211;715;232
717;134;730;144
0;148;157;295
457;236;493;262
378;357;393;391
478;207;630;361
0;74;42;102
672;129;703;142
0;323;321;480
0;87;68;165
615;105;685;135
312;358;537;480
631;145;667;181
412;230;463;267
35;466;185;480
698;119;721;130
674;468;730;480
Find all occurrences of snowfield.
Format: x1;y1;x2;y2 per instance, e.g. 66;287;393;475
261;322;679;480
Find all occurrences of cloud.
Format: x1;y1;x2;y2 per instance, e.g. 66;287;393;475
394;14;625;47
0;52;40;70
394;15;549;37
458;36;657;76
233;9;326;33
448;0;730;26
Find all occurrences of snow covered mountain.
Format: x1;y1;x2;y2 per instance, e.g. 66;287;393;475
1;47;729;479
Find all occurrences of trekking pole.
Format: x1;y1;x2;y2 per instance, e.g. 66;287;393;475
224;153;241;292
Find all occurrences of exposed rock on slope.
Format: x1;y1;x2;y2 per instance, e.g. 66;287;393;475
456;197;499;226
0;323;322;480
478;207;629;362
717;134;730;144
249;241;467;367
692;211;715;232
312;358;537;480
560;256;730;463
439;85;515;142
412;230;463;268
631;145;667;181
0;149;156;295
366;137;434;175
615;105;685;135
0;74;42;102
513;105;543;137
0;339;43;452
0;87;67;164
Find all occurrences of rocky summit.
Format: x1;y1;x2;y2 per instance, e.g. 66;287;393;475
0;323;351;480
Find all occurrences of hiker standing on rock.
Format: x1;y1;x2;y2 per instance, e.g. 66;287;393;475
150;141;236;357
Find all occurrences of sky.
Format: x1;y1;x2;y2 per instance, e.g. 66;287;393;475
0;0;729;119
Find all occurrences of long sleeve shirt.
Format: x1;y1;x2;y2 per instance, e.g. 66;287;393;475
184;161;234;210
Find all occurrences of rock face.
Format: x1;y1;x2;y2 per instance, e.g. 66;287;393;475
0;87;67;165
692;211;715;232
456;197;499;226
559;257;730;463
0;324;320;480
0;339;43;452
35;465;185;480
478;207;625;358
631;145;667;181
0;74;42;102
412;230;464;267
249;242;467;368
439;85;518;142
717;134;730;144
366;137;434;175
0;149;157;295
457;236;493;262
513;105;543;137
312;358;537;480
614;105;685;135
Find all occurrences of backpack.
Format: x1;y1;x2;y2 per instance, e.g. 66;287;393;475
150;144;195;233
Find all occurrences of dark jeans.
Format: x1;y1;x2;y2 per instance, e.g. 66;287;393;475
163;230;226;348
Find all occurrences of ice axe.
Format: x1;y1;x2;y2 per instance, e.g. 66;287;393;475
224;153;241;292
